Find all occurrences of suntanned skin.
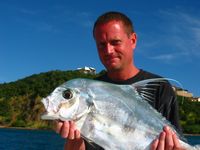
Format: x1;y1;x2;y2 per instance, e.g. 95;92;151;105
94;20;139;81
55;20;185;150
55;121;85;150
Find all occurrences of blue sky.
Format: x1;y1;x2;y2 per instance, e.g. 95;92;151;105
1;0;200;96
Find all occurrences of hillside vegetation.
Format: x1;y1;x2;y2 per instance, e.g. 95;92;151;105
0;70;199;134
0;70;98;129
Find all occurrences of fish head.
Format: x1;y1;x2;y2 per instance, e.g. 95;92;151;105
41;79;95;121
41;86;82;121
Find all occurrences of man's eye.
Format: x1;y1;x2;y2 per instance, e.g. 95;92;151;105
99;43;106;47
111;40;121;45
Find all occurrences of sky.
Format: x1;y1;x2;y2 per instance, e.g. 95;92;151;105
0;0;200;97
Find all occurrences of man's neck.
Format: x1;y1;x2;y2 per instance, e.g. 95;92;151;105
107;66;139;82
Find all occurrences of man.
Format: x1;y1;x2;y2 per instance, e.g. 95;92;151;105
55;11;184;150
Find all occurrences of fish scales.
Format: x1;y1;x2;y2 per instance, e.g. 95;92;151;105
41;78;200;150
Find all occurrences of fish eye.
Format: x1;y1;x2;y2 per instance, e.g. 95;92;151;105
62;89;73;99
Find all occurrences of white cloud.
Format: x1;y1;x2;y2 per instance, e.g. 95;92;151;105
138;9;200;63
64;11;94;28
159;10;200;57
149;53;175;61
148;52;189;64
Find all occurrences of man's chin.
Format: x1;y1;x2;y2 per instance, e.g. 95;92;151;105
105;65;121;72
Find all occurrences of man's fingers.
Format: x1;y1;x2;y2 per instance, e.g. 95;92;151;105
164;126;174;150
172;132;183;150
54;120;81;140
157;131;166;150
75;129;81;139
68;121;75;140
61;121;70;138
54;120;63;134
150;139;159;150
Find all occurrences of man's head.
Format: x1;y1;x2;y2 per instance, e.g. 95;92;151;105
93;11;134;37
93;11;137;74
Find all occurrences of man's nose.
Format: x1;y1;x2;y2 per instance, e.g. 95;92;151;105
105;43;114;54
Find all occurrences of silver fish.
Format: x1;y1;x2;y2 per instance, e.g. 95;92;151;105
41;78;199;150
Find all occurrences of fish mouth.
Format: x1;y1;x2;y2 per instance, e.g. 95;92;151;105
41;96;80;121
41;112;59;120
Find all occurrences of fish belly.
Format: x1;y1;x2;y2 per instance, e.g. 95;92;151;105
80;113;152;150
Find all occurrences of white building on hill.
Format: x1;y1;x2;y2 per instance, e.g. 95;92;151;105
77;66;96;74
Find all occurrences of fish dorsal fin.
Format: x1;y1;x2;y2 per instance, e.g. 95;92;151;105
130;78;181;103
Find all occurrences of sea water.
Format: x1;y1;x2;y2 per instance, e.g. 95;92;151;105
0;128;199;150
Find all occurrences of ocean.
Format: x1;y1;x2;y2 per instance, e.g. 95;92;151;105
0;128;199;150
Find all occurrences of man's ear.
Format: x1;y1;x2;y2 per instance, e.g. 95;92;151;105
130;32;137;49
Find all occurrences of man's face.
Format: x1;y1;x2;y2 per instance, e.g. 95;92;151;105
94;21;137;72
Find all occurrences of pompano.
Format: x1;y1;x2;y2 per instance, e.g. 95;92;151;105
41;78;199;150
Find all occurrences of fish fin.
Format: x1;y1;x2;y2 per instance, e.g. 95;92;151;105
74;106;91;121
81;135;97;148
132;78;165;103
87;88;100;111
92;99;99;111
131;78;182;103
132;78;181;87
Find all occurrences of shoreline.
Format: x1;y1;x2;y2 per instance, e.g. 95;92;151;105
0;126;200;136
0;125;52;131
0;125;37;130
183;133;200;136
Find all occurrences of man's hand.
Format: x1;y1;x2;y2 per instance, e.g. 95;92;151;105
150;126;185;150
55;120;80;139
54;120;85;150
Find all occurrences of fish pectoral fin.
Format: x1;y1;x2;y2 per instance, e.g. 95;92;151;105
92;99;99;110
81;134;94;145
74;106;91;121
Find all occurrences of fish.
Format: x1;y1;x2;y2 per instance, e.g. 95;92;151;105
41;78;200;150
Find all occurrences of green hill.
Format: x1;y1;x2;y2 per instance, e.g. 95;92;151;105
0;70;199;134
0;70;98;129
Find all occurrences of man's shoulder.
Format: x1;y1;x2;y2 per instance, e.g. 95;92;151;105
137;69;162;80
95;73;109;82
94;69;166;84
139;70;174;90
